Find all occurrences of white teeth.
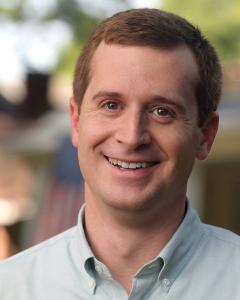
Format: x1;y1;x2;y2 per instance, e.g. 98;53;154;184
108;157;152;169
129;163;137;169
122;162;129;168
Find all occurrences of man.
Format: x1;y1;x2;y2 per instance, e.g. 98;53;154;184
1;8;240;299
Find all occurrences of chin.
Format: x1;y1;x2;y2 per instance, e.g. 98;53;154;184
101;189;162;213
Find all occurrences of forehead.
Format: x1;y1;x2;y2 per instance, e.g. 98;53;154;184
90;42;198;84
86;42;199;105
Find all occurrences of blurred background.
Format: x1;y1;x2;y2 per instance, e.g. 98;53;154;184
0;0;239;260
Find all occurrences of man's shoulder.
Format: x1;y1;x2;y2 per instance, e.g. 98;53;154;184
0;226;92;299
202;223;240;247
200;223;240;263
0;226;77;273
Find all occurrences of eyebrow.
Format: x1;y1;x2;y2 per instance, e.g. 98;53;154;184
92;91;123;101
92;91;187;114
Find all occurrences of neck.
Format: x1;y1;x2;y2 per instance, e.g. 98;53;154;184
84;188;186;293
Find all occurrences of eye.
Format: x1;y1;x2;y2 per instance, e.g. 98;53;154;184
103;101;120;111
152;106;176;120
152;106;176;123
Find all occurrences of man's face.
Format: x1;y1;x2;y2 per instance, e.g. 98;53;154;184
71;43;218;213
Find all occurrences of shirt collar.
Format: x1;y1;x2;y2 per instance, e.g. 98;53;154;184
76;204;95;266
70;204;96;293
156;204;204;288
73;203;204;293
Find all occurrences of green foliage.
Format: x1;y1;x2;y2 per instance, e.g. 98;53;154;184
0;0;100;75
0;3;23;21
55;42;82;75
0;0;130;75
47;0;100;44
161;0;240;61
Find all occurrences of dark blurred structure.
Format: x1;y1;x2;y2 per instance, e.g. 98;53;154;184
0;70;83;254
203;97;240;233
0;93;17;116
189;95;240;234
0;72;51;121
19;73;51;119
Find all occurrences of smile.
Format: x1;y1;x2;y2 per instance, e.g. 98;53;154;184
106;157;157;169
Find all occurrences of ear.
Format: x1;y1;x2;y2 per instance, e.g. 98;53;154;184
196;112;219;161
69;97;79;148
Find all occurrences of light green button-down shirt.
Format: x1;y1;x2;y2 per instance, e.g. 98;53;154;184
1;204;240;299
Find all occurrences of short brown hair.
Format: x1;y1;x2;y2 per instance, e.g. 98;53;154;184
73;8;222;126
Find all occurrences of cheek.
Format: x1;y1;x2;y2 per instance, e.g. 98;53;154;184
161;128;199;162
175;133;200;173
77;116;112;153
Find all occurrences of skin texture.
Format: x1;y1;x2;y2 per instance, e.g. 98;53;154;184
70;43;219;292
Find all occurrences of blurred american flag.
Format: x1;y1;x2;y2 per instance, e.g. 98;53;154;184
31;136;84;245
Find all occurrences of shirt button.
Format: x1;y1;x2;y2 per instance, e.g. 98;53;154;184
162;278;171;292
162;278;170;286
88;278;96;288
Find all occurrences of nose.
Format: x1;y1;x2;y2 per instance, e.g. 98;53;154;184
115;110;151;149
